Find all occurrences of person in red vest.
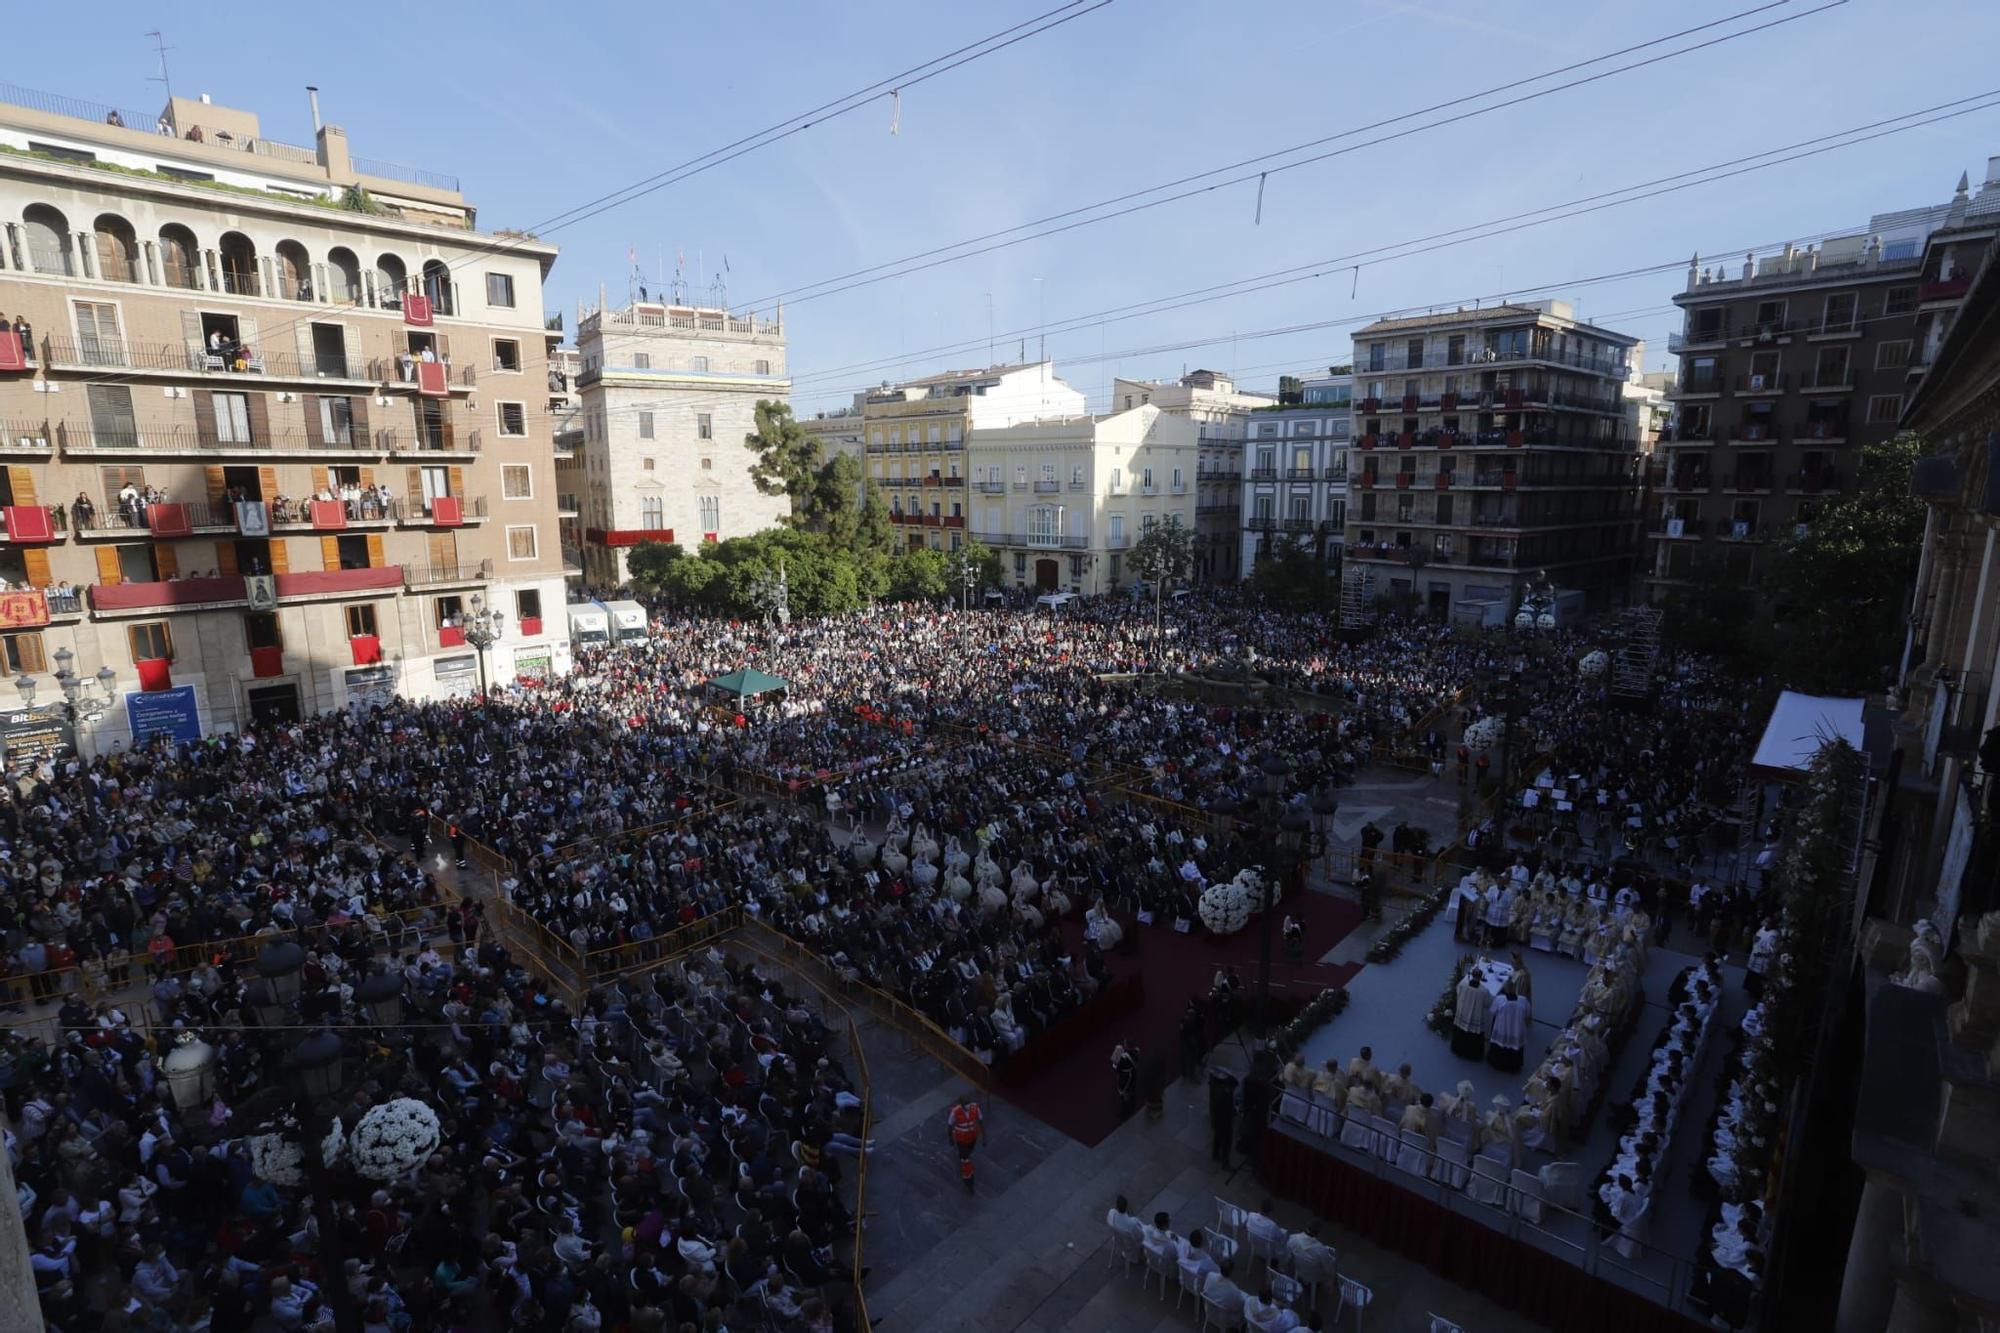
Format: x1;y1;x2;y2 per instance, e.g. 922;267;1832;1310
947;1093;984;1193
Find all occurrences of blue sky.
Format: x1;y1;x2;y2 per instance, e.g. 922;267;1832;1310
10;0;1999;413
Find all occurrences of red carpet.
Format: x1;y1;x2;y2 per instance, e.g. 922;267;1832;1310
999;889;1365;1146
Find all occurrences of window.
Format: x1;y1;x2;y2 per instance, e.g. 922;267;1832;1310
1867;394;1904;423
1071;465;1084;487
1141;467;1155;491
72;301;125;366
501;464;532;499
1876;340;1912;370
1110;468;1122;492
485;273;516;308
643;458;655;470
493;339;521;372
698;496;720;533
0;632;45;674
638;411;655;440
506;525;539;560
700;458;712;470
316;396;356;446
696;413;712;440
1814;346;1850;388
1884;286;1917;316
692;356;710;373
1013;552;1027;575
344;604;378;638
1027;506;1061;543
434;595;464;630
498;402;526;436
1172;466;1185;490
634;353;651;370
244;612;282;651
214;392;253;443
1822;292;1857;332
516;589;542;624
1685;357;1719;392
641;496;665;529
755;359;771;376
129;622;173;663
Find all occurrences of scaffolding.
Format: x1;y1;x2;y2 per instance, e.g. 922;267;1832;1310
1339;566;1376;631
1612;606;1663;699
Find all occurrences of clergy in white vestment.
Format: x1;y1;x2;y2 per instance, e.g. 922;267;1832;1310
1450;968;1493;1060
1486;984;1530;1073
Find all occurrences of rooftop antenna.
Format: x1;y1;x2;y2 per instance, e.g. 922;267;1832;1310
1034;277;1046;364
986;292;994;366
146;31;176;119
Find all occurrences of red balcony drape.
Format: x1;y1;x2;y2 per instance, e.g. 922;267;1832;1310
147;502;192;537
310;500;348;530
415;362;448;397
438;625;466;647
349;635;382;666
429;495;462;526
3;506;54;543
249;646;284;678
0;333;27;373
403;294;434;326
134;658;173;692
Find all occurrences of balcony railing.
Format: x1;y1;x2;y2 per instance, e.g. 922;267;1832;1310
72;499;241;534
1725;473;1774;492
1733;371;1788;393
1918;275;1973;304
1;419;56;453
1795;419;1848;441
385;428;481;456
370;358;478;389
1790;468;1845;493
390;495;489;523
1248;467;1278;480
1033;479;1061;493
41;337;368;381
976;481;1007;494
48;420;378;455
403;558;493;588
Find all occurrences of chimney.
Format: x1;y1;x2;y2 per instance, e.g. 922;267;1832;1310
1984;155;2000;192
1744;251;1756;280
199;92;212;105
306;86;322;133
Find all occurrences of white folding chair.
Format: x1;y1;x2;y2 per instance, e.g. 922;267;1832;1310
1213;1199;1249;1246
1369;1114;1401;1163
1269;1271;1305;1310
1246;1217;1289;1269
1201;1291;1248;1332
1432;1134;1472;1189
1279;1091;1312;1125
1334;1275;1374;1331
1176;1260;1206;1310
1613;1198;1652;1259
1143;1243;1176;1299
1394;1129;1431;1179
1209;1233;1240;1268
1538;1160;1584;1211
1508;1169;1545;1223
1110;1228;1144;1277
1428;1316;1467;1333
1306;1102;1340;1138
1339;1112;1373;1153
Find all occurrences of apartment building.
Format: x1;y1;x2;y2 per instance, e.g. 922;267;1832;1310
1239;369;1351;575
1655;164;2000;599
1112;370;1273;583
799;405;865;470
1344;301;1642;616
564;296;788;587
0;86;568;751
967;403;1197;595
862;362;1084;555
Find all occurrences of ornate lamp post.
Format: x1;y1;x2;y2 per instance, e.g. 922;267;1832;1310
960;556;979;612
1204;752;1328;1035
461;595;507;699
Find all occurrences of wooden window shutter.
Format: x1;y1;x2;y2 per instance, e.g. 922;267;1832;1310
319;536;340;571
179;309;204;361
427;531;456;570
404;468;424;508
447;465;465;498
193;389;218;447
303;394;323;447
94;546;123;586
154;544;178;580
245;392;271;447
435;331;451;361
359;466;376;490
215;542;239;576
312;466;330;497
365;533;385;568
7;466;37;508
258;467;279;501
205;466;228;508
21;549;50;588
268;536;290;575
438;407;454;451
351;396;370;448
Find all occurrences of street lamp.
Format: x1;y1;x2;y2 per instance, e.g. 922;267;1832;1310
12;674;32;709
461;595;507;699
959;556;980;612
161;1031;217;1112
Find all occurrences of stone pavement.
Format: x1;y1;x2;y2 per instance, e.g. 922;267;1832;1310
854;1009;1554;1333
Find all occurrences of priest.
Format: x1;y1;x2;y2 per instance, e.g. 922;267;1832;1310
1451;966;1493;1060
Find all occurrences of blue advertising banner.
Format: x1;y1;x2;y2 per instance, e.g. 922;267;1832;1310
126;685;203;745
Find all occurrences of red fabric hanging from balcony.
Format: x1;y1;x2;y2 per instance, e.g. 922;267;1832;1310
438;625;466;647
349;634;382;666
0;331;26;373
310;500;348;530
403;294;434;326
147;502;193;537
429;495;462;526
415;362;448;397
3;506;54;543
249;646;284;678
134;658;173;692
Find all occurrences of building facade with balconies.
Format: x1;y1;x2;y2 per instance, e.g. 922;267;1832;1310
1112;370;1274;584
1343;301;1641;617
567;297;788;588
0;88;570;748
1655;163;2000;601
1239;370;1351;576
860;362;1084;555
966;403;1197;595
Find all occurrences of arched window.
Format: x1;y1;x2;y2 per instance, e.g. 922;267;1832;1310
158;224;200;290
217;231;258;296
640;496;664;530
22;204;73;276
375;253;407;308
274;240;312;301
421;259;454;316
91;214;138;283
327;246;362;303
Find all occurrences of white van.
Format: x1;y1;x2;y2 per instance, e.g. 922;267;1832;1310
604;599;650;646
566;602;611;648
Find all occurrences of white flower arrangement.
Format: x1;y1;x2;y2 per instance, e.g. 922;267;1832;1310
1463;715;1506;752
347;1098;442;1181
1198;872;1259;935
1578;649;1609;679
247;1118;345;1187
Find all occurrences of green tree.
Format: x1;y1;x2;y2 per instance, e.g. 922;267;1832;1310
1127;519;1195;637
1248;535;1338;608
946;540;1002;608
807;452;894;556
887;547;951;601
741;400;824;522
1765;432;1927;693
624;541;687;595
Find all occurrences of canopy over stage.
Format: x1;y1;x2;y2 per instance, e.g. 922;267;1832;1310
1749;691;1865;782
707;667;790;701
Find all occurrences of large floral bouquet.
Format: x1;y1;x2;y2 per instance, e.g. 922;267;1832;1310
1365;886;1449;962
348;1098;443;1181
247;1118;346;1188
